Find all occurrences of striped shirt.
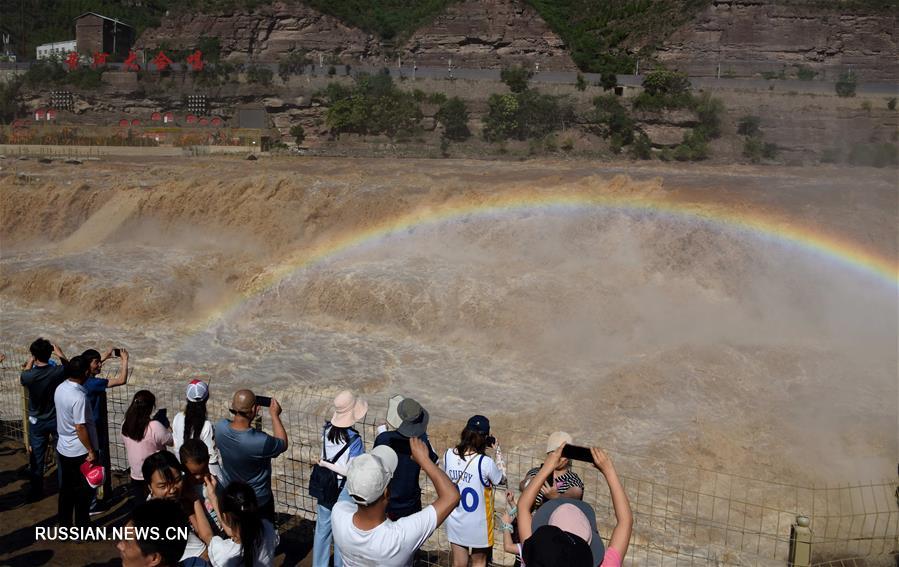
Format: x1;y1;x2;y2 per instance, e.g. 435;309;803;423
524;466;584;509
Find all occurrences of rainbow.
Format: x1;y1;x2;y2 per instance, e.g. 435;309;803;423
190;188;898;332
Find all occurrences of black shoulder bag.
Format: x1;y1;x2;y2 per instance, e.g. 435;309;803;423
308;428;353;509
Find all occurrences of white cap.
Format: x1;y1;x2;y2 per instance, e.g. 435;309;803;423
346;445;398;505
546;431;573;453
186;379;209;403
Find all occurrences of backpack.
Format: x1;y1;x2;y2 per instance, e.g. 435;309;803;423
308;426;354;509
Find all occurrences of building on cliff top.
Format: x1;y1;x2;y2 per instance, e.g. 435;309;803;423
75;12;134;58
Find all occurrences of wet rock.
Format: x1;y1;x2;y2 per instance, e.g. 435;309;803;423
246;154;258;160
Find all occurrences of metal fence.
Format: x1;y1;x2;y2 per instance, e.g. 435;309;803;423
1;348;896;566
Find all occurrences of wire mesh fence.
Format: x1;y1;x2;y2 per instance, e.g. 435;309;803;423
1;347;896;566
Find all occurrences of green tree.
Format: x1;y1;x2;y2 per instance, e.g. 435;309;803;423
629;132;652;159
483;93;520;142
290;125;306;145
435;97;471;141
599;72;617;91
692;92;724;138
796;65;816;81
278;51;310;82
324;73;422;138
197;37;221;63
0;78;22;124
737;115;762;137
246;65;274;86
642;69;690;97
575;73;587;91
501;65;534;93
835;72;857;97
591;94;634;144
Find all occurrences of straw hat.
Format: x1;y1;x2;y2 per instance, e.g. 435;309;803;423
331;390;368;428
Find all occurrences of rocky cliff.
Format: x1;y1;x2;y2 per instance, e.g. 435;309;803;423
400;0;576;70
136;1;378;62
136;0;575;70
657;0;898;82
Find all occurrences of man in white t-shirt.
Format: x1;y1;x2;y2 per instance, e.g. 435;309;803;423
54;355;99;527
332;438;460;567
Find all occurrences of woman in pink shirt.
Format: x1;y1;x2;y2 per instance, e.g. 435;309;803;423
516;444;632;567
122;390;173;503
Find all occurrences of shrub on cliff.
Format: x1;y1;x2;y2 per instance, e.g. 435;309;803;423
575;73;587;91
591;94;635;145
737;115;761;137
483;90;573;142
835;72;857;97
634;69;693;110
673;129;709;161
290;125;306;145
278;51;310;82
324;73;422;138
246;65;274;86
847;143;898;167
500;65;534;93
435;97;471;141
0;78;22;124
692;92;724;138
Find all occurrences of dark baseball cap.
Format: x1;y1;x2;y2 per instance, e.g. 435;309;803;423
466;415;490;435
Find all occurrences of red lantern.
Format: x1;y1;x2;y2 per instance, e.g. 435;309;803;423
186;114;197;124
131;119;141;127
151;112;162;121
119;118;129;127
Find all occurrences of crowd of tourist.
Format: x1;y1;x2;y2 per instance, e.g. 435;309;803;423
17;337;633;567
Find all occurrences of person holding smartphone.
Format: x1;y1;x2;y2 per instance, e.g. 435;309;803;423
521;431;585;512
442;415;506;567
373;397;439;521
81;346;129;514
214;389;288;523
122;390;174;504
517;444;633;567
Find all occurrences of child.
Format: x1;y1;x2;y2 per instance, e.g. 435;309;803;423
193;478;279;567
180;438;224;533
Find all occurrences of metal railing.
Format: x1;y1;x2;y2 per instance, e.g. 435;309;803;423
1;348;895;565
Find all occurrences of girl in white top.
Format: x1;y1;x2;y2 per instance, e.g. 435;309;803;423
194;477;279;567
173;379;221;477
442;415;506;567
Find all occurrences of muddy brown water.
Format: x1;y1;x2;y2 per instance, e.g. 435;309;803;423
0;156;895;488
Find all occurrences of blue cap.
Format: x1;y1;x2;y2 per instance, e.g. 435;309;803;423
466;415;490;434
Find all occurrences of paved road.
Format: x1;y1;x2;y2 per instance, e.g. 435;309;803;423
3;61;896;95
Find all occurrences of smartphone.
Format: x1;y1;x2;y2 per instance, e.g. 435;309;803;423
112;348;121;357
561;444;593;463
255;395;272;407
389;437;412;455
486;435;496;448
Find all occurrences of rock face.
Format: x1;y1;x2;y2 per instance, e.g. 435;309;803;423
401;0;576;70
657;0;899;82
136;0;574;69
136;1;378;62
